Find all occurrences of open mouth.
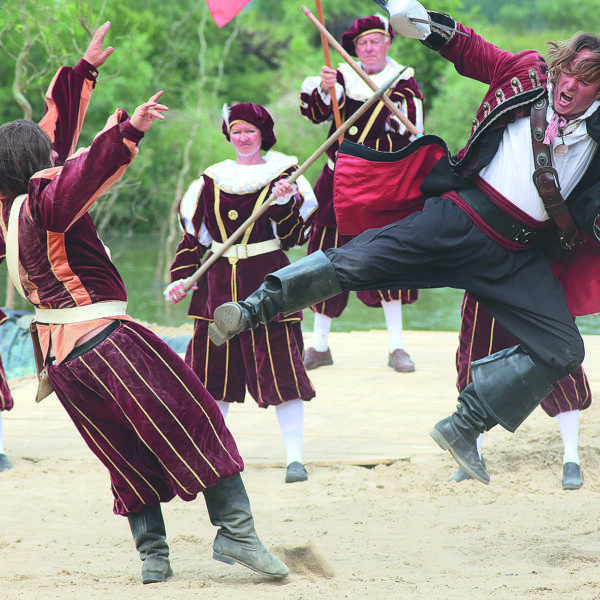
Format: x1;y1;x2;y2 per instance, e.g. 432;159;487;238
560;91;573;104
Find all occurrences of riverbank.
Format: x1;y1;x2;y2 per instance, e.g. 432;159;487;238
3;329;600;599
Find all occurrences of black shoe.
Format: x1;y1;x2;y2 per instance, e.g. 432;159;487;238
285;462;308;483
430;415;490;485
562;462;583;490
449;455;486;483
0;453;13;471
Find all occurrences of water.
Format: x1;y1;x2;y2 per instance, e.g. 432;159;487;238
107;234;600;336
5;232;600;335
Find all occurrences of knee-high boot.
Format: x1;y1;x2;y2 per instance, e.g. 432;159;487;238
430;346;553;484
203;473;289;578
127;504;173;584
209;250;341;346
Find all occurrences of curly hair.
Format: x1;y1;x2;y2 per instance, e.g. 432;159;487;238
0;120;52;197
546;33;600;85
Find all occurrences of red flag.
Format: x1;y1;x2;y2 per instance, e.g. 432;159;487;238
206;0;251;27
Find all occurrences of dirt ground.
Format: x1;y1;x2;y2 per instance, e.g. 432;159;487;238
3;328;600;599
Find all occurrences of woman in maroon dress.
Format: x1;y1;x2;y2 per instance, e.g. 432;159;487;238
167;103;317;483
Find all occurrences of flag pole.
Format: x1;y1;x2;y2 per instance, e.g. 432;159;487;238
315;0;343;140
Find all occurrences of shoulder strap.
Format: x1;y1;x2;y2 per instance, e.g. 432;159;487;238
6;194;28;299
530;98;578;249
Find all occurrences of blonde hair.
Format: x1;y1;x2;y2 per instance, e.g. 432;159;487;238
546;33;600;85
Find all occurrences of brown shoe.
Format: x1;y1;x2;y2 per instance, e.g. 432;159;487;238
303;347;333;370
388;349;415;373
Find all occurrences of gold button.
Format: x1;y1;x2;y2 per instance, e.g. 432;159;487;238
228;209;238;221
348;125;358;136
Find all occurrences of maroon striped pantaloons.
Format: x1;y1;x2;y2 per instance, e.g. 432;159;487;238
457;292;591;417
47;320;243;516
186;319;315;407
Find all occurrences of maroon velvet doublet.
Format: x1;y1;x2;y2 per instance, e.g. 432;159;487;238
170;163;316;407
300;65;422;318
47;320;243;516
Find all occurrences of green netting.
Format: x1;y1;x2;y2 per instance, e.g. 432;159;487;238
0;309;190;380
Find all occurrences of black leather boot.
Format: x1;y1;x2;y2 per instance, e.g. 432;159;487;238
470;345;553;432
128;504;173;584
431;385;492;484
203;473;289;578
431;346;554;484
209;250;341;346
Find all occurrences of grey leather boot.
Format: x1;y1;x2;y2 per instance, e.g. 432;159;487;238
203;473;289;578
431;346;553;484
209;250;341;346
128;504;173;584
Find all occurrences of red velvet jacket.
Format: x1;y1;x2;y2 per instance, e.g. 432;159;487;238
334;12;600;315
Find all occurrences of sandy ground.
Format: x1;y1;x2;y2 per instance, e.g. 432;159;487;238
3;327;600;599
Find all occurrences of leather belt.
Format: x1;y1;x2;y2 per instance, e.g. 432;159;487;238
457;186;539;245
63;319;122;362
211;239;280;259
530;97;578;249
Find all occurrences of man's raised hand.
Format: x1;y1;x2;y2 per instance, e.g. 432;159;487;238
131;91;169;132
83;21;114;68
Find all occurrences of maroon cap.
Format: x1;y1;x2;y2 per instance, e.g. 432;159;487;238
222;103;276;151
341;15;395;57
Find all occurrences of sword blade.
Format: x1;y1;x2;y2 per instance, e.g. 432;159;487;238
371;0;389;10
408;17;470;37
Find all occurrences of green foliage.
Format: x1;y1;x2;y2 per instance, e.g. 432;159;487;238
536;0;600;31
2;0;599;237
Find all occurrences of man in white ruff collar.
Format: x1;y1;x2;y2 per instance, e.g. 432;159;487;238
299;14;424;374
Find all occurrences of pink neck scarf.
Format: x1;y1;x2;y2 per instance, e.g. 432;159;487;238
543;112;568;145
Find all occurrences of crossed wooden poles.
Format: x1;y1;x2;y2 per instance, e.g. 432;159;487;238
180;68;407;292
178;6;418;292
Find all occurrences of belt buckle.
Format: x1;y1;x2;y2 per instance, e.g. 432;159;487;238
235;244;249;259
513;228;536;245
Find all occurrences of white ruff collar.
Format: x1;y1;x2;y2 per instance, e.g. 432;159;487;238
204;151;298;194
338;57;414;102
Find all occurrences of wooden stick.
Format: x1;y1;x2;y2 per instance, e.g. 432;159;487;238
315;0;343;140
180;70;406;292
302;5;421;137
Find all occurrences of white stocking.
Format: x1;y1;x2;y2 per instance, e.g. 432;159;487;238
557;409;580;465
381;299;405;352
476;432;483;459
276;399;304;465
311;312;332;352
216;400;230;420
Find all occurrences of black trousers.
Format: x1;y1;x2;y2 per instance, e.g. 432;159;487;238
325;197;584;383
